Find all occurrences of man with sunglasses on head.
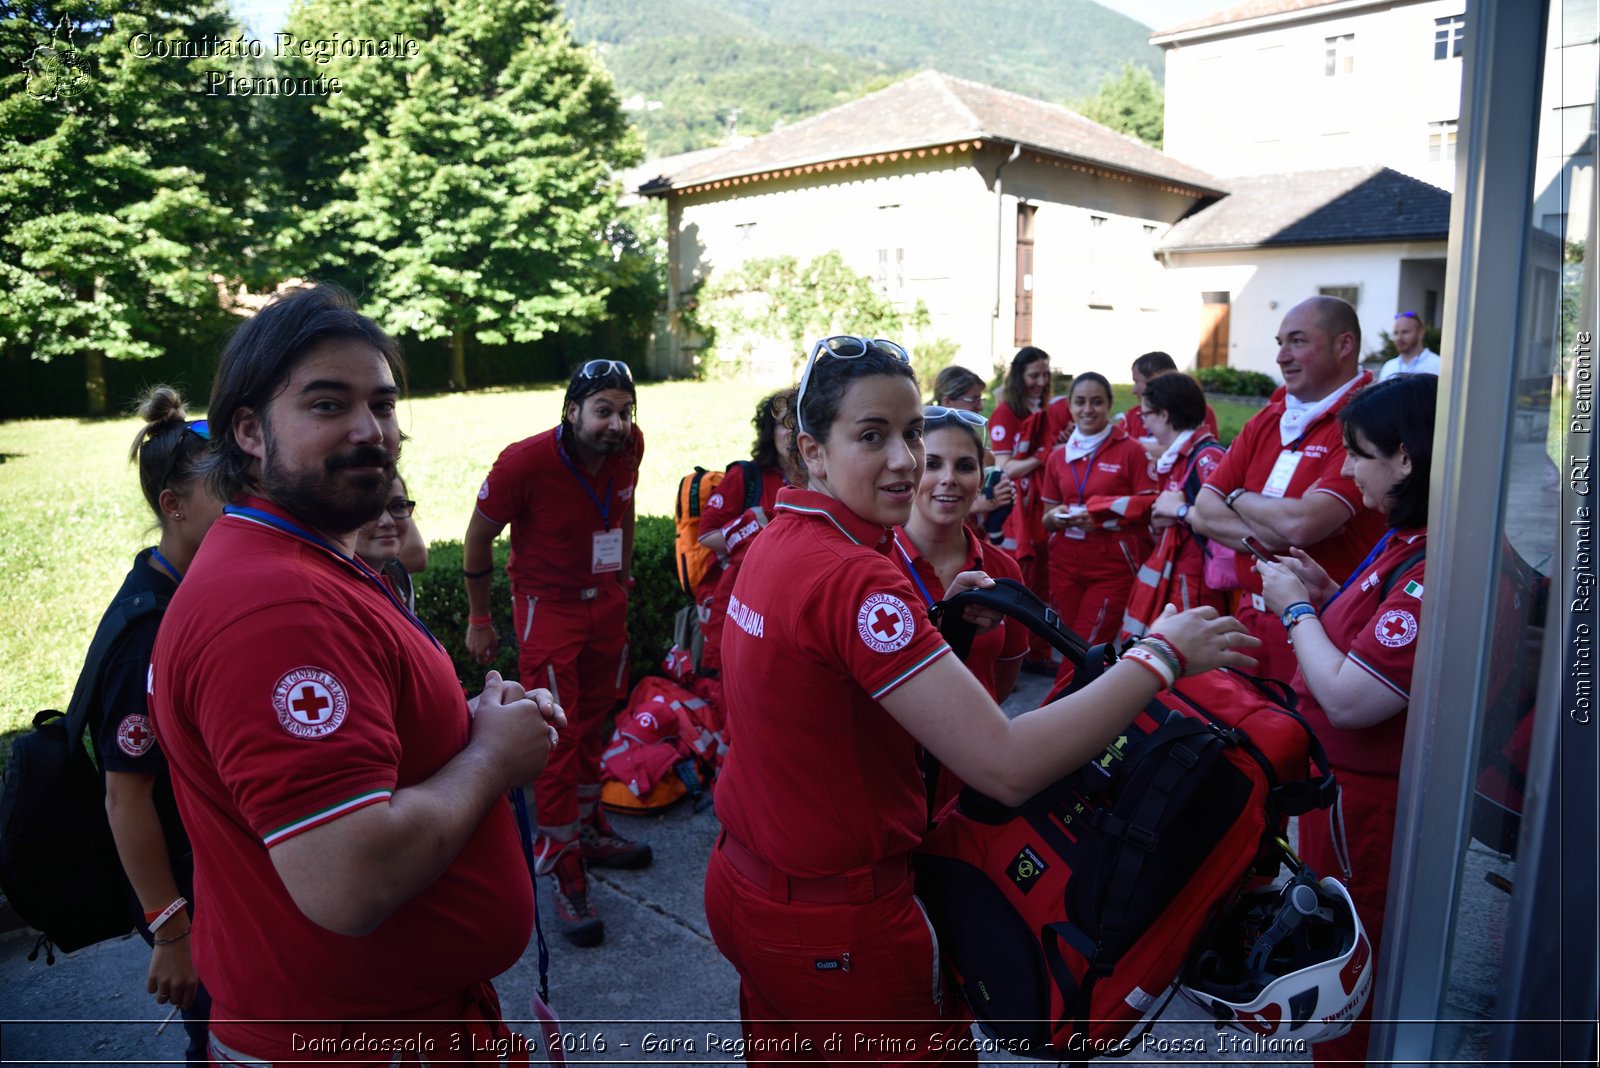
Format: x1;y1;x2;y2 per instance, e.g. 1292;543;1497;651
1377;311;1440;381
149;284;561;1063
464;358;649;947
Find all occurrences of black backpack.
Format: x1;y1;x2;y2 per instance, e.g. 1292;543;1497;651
0;589;162;961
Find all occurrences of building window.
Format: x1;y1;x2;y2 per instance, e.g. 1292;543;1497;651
1324;34;1355;77
1428;120;1459;162
1434;14;1466;60
1087;215;1111;308
735;222;756;243
1318;284;1359;307
876;248;904;295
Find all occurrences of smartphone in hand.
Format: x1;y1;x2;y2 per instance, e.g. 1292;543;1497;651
1240;535;1276;563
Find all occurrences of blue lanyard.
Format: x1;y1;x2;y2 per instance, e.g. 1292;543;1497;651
1321;530;1395;612
891;533;945;609
555;433;614;531
1069;443;1106;503
223;505;442;652
149;547;183;583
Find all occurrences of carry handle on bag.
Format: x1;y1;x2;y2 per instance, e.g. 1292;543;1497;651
0;590;163;961
918;579;1338;1059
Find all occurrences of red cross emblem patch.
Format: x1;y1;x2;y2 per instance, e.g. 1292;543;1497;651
116;713;155;758
1374;609;1418;649
272;667;350;739
857;592;915;654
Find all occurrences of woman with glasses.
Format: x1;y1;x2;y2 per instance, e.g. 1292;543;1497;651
354;474;426;612
1040;372;1158;650
92;386;224;1067
989;347;1058;672
696;389;795;681
704;336;1257;1061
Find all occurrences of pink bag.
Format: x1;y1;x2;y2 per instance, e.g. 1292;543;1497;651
1202;539;1242;591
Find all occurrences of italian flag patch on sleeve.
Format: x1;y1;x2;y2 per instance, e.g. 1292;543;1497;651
1403;580;1423;599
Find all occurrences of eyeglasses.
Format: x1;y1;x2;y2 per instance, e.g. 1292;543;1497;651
795;336;911;434
578;359;632;381
159;419;210;489
386;498;416;519
923;405;987;429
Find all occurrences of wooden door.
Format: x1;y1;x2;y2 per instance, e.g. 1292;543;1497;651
1197;292;1230;368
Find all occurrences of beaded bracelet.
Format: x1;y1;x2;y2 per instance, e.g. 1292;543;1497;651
1144;633;1188;677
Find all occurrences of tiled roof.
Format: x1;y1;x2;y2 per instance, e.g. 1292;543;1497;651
1151;0;1358;41
657;70;1224;196
1159;165;1449;251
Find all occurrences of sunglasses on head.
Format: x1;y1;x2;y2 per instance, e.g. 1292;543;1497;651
385;498;416;519
159;419;210;489
578;359;632;381
922;405;987;429
1397;311;1421;321
795;336;911;434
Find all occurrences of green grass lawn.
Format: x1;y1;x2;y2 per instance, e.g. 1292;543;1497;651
0;377;1261;736
0;380;772;736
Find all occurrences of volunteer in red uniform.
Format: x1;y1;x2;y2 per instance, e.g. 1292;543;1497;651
93;386;223;1068
988;346;1055;671
150;285;559;1063
696;389;794;677
1142;371;1228;613
1040;372;1157;648
1120;351;1218;461
1190;295;1388;683
704;335;1260;1063
354;473;425;612
930;366;1013;534
464;359;648;947
1255;373;1437;1066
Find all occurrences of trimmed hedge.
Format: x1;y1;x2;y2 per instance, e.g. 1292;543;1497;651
414;514;687;691
1193;366;1278;398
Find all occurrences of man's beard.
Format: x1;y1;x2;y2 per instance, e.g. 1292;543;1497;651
575;424;627;456
260;442;397;536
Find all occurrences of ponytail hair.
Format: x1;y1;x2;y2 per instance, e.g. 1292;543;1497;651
129;385;206;522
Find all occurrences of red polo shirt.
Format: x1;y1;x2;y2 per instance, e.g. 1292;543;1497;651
475;425;644;594
716;487;952;877
893;527;1028;701
1293;529;1427;775
1199;374;1386;593
1039;425;1158;531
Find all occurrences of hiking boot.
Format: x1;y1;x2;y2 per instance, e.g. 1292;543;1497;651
550;850;604;947
580;810;654;870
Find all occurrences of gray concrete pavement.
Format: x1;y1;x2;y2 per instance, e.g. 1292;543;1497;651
0;669;1347;1067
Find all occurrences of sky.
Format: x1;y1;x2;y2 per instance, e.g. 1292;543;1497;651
231;0;1234;38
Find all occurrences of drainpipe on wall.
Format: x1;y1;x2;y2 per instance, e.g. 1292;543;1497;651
993;142;1024;334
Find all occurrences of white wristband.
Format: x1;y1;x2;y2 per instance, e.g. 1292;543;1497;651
1122;645;1177;689
148;896;188;933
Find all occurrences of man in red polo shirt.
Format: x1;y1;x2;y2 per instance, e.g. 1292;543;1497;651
1189;295;1388;682
149;285;559;1063
464;361;648;947
1120;351;1219;461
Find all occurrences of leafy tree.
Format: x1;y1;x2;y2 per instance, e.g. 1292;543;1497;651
291;0;640;388
1073;61;1164;148
700;250;931;377
0;1;264;414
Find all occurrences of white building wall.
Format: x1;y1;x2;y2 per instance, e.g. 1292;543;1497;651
1160;0;1466;189
1160;241;1447;377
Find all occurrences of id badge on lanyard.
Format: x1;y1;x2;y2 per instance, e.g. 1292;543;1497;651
1262;450;1302;499
592;528;623;574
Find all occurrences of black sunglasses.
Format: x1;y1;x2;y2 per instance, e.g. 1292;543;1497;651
159;419;210;489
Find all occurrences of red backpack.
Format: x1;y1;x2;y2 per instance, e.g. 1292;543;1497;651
915;579;1335;1057
600;676;722;814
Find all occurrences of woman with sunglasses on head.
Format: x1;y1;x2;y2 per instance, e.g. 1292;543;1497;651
930;366;1014;537
1253;373;1435;1066
91;386;225;1066
705;336;1258;1062
354;474;426;612
1040;372;1158;651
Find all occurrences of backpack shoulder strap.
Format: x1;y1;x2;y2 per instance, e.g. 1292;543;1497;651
933;578;1091;668
1182;440;1227;503
63;590;166;744
729;459;763;510
1379;546;1428;600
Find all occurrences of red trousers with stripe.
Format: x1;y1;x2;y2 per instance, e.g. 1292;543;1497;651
704;846;975;1064
1047;532;1146;647
513;586;629;833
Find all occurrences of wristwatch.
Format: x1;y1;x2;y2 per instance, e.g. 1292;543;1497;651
1280;602;1319;634
1175;503;1191;523
1223;487;1248;510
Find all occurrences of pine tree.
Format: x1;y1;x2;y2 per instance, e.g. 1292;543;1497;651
1075;62;1164;149
291;0;640;389
0;2;262;414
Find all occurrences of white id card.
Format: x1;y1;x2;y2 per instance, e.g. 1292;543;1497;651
591;528;623;573
1261;450;1302;499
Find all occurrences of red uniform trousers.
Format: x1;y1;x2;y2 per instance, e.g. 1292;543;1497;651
704;842;975;1065
1048;532;1146;647
699;563;738;675
1297;767;1399;1066
513;585;629;835
1236;598;1299;687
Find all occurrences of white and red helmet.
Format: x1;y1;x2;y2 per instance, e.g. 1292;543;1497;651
1180;875;1373;1044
